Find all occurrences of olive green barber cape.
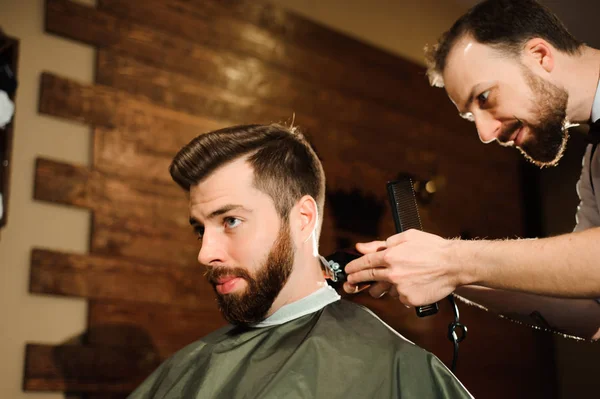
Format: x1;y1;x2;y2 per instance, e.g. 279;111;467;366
128;299;473;398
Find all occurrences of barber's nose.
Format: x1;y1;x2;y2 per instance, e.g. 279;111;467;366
474;114;501;144
197;230;225;266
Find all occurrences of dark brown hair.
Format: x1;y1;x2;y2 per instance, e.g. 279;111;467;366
170;123;325;229
425;0;583;87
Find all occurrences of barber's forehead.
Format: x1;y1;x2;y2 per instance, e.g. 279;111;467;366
443;38;516;110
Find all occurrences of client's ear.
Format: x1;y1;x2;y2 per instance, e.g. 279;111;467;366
294;195;318;243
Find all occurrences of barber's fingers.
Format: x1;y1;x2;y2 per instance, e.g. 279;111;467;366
342;281;371;294
368;282;392;298
355;240;387;255
385;229;423;247
346;266;389;285
355;230;418;255
344;250;388;274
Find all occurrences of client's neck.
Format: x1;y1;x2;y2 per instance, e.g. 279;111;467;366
266;250;327;317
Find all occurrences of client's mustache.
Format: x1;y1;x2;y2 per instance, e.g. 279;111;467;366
497;120;523;144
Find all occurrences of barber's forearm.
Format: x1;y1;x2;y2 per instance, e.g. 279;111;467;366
455;227;600;298
455;286;600;340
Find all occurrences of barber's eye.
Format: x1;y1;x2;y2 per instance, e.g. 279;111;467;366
477;90;490;106
224;217;242;229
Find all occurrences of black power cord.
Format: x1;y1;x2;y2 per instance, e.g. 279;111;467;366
447;295;467;372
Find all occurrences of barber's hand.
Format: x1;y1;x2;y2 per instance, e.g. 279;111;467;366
342;230;462;307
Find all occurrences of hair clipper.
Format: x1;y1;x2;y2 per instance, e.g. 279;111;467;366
323;177;439;318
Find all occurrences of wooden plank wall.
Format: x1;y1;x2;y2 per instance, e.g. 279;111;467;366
24;0;557;398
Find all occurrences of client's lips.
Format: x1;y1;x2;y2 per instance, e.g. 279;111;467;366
215;276;242;295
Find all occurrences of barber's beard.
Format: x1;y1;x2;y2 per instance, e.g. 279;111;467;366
498;68;570;168
205;223;295;326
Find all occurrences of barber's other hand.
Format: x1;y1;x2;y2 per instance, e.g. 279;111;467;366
342;230;463;307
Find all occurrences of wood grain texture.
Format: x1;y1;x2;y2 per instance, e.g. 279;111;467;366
90;209;198;268
30;248;211;305
34;157;189;228
39;72;226;145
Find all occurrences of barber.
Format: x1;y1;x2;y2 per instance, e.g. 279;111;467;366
344;0;600;340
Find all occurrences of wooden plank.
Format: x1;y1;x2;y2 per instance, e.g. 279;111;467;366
45;0;332;120
181;0;425;83
95;49;421;145
96;0;456;127
23;343;158;392
39;72;226;151
92;126;184;185
34;157;190;228
90;210;199;268
30;248;213;306
95;50;306;130
88;300;225;360
34;158;91;208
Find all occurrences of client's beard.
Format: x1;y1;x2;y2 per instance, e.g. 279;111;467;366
205;223;294;326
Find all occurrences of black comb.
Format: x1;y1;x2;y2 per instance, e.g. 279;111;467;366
387;178;439;317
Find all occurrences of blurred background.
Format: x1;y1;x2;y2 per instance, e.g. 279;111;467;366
1;0;599;398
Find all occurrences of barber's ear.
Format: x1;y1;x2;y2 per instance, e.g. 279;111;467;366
294;195;318;242
524;38;554;73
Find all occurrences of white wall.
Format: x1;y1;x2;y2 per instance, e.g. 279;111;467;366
0;0;95;397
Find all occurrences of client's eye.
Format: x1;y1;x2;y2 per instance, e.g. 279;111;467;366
224;217;242;229
194;226;205;240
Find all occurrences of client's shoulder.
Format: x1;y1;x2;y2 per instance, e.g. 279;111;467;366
322;299;418;350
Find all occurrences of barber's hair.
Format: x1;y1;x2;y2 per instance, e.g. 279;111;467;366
170;123;325;231
425;0;583;87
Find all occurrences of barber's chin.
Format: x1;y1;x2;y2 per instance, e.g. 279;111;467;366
215;277;246;295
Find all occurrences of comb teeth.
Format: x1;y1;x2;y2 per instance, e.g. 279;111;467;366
387;178;422;232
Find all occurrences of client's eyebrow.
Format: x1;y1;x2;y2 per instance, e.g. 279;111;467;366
189;204;250;226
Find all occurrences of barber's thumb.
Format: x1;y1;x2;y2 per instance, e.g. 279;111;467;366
356;240;387;254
